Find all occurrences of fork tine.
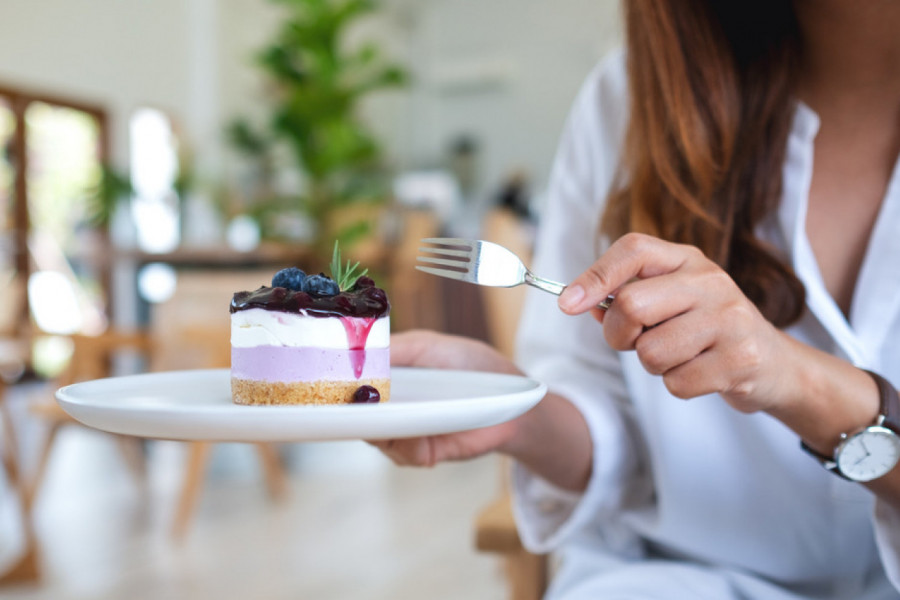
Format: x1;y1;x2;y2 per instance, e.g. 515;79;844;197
416;255;469;270
417;246;471;259
415;265;472;282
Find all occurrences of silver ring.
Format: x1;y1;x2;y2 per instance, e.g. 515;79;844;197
597;294;615;311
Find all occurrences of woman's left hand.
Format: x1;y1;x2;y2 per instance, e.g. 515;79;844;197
557;232;795;414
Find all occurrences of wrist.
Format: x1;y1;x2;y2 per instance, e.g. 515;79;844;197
801;370;900;482
496;394;547;460
767;341;880;456
496;406;529;458
497;393;593;492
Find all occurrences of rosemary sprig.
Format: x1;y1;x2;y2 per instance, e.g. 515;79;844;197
329;240;369;291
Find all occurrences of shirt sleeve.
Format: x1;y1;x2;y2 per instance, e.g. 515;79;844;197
874;499;900;590
509;50;650;554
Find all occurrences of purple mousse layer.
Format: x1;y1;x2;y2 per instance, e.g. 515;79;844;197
231;345;390;382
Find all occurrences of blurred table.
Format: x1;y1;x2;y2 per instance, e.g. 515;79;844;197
127;243;313;270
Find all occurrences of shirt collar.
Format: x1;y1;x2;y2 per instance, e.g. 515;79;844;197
777;101;877;366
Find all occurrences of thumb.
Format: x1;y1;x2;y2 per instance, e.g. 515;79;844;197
558;260;620;315
389;329;437;367
557;233;686;315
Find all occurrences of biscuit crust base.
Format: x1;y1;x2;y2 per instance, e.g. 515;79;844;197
231;378;391;406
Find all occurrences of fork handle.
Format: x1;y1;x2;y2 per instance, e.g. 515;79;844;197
524;271;615;311
524;271;566;295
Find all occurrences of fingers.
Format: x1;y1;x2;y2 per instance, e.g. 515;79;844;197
632;304;770;409
573;235;776;407
658;349;727;400
558;233;700;315
630;309;717;375
659;320;770;412
599;271;699;348
367;438;437;467
390;329;522;375
389;329;438;367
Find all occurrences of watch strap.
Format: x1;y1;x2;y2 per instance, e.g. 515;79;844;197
799;369;900;479
800;439;846;479
864;369;900;435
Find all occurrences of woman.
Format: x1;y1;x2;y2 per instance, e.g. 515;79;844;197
375;0;900;597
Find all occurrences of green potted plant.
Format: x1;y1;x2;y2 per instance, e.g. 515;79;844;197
85;165;133;229
228;0;406;259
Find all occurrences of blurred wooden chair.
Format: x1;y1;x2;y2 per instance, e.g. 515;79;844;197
474;208;548;600
388;208;445;332
479;208;534;359
0;271;28;342
27;326;288;540
0;343;41;585
27;330;154;509
475;493;548;600
159;323;287;540
148;270;288;539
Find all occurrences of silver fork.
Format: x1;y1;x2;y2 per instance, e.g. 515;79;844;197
416;238;615;310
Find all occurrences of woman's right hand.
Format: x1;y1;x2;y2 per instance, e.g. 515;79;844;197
368;329;524;467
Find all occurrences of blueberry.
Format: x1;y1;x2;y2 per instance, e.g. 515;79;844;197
353;276;375;290
352;385;380;404
362;287;387;303
272;267;307;291
303;274;340;296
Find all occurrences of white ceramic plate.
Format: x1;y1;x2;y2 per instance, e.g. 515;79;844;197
55;368;547;442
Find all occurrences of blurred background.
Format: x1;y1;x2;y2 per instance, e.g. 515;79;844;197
0;0;621;598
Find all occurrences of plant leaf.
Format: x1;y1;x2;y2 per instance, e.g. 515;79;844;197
329;239;368;290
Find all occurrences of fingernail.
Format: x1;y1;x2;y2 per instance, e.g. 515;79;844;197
558;284;584;312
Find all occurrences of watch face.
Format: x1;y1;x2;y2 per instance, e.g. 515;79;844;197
836;426;900;482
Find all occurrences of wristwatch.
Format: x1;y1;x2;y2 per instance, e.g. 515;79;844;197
801;370;900;482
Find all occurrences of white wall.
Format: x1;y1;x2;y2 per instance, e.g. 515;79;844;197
0;0;193;169
357;0;621;206
0;0;621;209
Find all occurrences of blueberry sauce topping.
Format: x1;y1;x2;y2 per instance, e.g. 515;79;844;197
352;385;381;404
230;274;389;318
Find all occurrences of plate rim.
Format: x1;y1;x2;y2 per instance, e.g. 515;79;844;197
56;366;545;410
54;367;547;442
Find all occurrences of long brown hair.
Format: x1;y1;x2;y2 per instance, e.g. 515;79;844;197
602;0;806;327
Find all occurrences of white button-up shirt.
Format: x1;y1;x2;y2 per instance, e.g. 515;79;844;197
512;50;900;599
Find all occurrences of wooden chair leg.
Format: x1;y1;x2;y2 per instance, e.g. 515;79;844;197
505;549;548;600
475;491;549;600
0;387;26;493
0;544;41;585
24;421;63;511
172;442;211;540
113;435;147;486
253;443;288;501
0;383;42;584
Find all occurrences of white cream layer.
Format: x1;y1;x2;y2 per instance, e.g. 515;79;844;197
231;308;390;349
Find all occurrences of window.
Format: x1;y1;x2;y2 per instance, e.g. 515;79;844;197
130;107;180;254
0;84;109;341
0;96;17;336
